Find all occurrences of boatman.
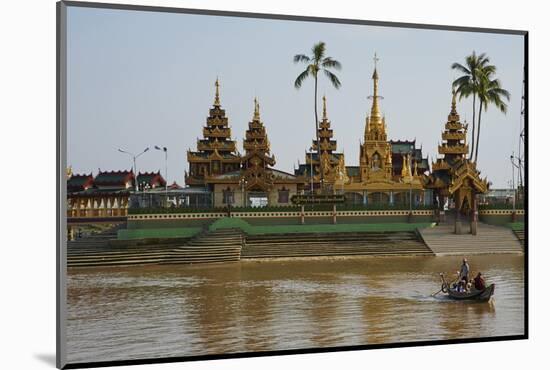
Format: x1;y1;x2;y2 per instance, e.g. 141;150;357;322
458;258;470;283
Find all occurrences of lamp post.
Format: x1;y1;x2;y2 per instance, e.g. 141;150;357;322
118;147;149;192
155;146;168;207
511;153;524;206
239;177;248;207
309;146;314;194
510;153;520;212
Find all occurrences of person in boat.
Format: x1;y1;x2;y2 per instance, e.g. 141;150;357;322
459;258;470;282
474;272;486;291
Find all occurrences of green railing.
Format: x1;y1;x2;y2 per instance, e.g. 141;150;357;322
209;217;435;235
129;203;435;215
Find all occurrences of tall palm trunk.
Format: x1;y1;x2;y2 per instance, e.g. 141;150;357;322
470;94;476;160
314;74;323;191
475;100;483;163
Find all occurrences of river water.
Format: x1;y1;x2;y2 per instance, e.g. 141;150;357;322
66;254;524;364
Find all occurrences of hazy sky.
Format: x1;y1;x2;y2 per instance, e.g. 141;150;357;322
67;6;524;187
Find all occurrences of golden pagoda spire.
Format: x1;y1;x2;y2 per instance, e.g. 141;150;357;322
253;97;260;121
369;53;382;128
214;77;220;106
451;88;457;115
322;95;327;120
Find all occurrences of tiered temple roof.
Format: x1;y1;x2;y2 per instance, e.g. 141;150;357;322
436;91;469;162
432;91;468;173
240;98;277;191
295;96;347;187
424;91;489;201
186;79;241;186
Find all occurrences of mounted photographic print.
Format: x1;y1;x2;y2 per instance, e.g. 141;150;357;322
57;1;527;368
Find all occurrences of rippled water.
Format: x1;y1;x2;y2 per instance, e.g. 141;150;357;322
66;255;524;364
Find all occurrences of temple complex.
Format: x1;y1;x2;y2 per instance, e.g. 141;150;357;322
424;91;489;233
293;57;430;206
186;84;303;207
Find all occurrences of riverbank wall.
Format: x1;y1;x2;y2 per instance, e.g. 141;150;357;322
67;209;524;268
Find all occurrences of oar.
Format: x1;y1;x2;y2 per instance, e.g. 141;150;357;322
431;288;442;297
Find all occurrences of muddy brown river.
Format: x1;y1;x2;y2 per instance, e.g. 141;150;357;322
66;254;524;364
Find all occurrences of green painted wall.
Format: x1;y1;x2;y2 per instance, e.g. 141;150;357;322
118;227;201;240
479;214;524;225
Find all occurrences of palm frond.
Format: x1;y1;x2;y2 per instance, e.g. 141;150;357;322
294;54;311;64
324;69;341;89
312;42;326;62
294;68;311;89
451;62;471;75
321;57;342;70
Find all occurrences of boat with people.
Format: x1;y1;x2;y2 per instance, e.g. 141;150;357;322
434;258;495;302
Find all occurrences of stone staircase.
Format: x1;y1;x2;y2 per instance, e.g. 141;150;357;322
67;225;193;267
242;231;433;258
162;228;243;265
418;222;523;256
67;228;243;267
513;229;525;248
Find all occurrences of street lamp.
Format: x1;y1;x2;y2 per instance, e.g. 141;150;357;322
510;153;521;211
118;147;149;192
511;152;524;204
309;146;314;194
239;177;248;207
155;145;168;207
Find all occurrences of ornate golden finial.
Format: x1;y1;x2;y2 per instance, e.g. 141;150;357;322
369;53;382;127
66;166;73;179
451;88;457;114
373;52;379;79
322;95;327;120
214;77;220;106
253;97;260;120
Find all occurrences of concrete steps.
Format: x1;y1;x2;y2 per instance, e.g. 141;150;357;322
67;228;243;267
242;231;433;258
418;222;523;256
163;229;242;265
513;230;525;248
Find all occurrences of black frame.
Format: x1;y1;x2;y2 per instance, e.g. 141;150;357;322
56;1;528;368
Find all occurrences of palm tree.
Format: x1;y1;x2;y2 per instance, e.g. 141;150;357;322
451;52;494;159
294;42;341;189
474;71;510;163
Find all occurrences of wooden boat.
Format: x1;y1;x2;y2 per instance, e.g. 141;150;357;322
438;273;495;302
445;283;495;301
